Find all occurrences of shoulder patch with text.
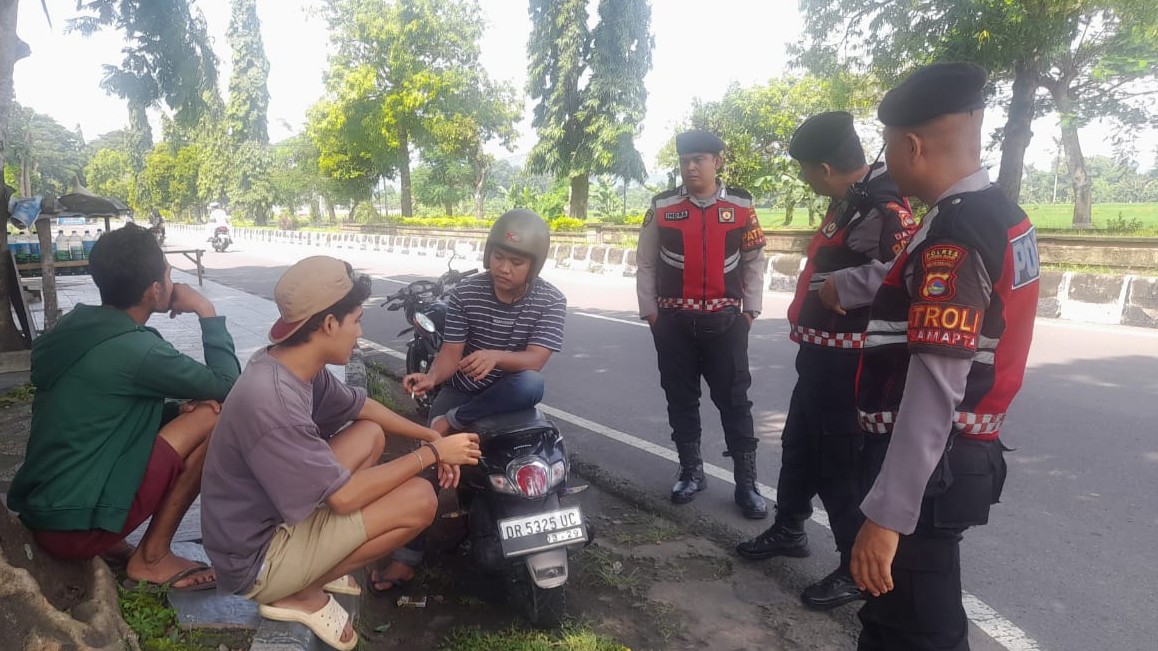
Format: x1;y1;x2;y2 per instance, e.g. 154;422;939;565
741;210;766;251
919;245;968;301
1011;227;1040;289
908;303;981;352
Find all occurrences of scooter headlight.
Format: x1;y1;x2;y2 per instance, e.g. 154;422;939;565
414;312;437;333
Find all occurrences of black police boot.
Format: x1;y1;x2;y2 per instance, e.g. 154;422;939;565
671;443;706;504
801;567;865;610
732;450;768;519
735;521;810;560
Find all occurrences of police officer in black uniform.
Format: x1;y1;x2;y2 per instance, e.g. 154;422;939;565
737;112;917;609
842;63;1040;650
636;130;768;519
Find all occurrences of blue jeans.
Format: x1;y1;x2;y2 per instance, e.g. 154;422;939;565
436;371;546;430
388;371;546;570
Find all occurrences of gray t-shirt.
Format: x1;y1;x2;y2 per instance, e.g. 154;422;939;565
201;349;367;595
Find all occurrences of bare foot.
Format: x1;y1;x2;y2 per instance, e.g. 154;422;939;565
269;588;355;645
370;560;415;591
126;550;215;589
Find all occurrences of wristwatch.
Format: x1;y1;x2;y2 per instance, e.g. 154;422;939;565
744;310;760;320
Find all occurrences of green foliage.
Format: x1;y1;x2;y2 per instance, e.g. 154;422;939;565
228;141;276;225
398;216;493;229
414;154;475;216
0;383;34;409
526;0;653;218
225;0;270;145
85;148;136;206
439;624;629;651
549;217;586;232
352;201;386;225
313;0;507;218
4;102;86;195
1022;202;1158;232
117;584;178;643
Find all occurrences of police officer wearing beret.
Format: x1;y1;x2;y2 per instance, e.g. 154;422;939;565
636;130;768;519
829;63;1039;650
737;112;917;609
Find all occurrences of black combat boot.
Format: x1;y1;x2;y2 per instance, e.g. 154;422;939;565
671;443;706;504
735;521;810;559
801;567;865;610
732;450;767;519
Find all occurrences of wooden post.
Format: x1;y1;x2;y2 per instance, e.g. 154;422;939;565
36;200;60;330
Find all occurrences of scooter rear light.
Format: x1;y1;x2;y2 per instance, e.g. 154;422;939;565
512;461;550;498
550;460;566;487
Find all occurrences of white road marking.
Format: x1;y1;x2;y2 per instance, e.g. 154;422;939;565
358;337;1042;651
575;312;649;328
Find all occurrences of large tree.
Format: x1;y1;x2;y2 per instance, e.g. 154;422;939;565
315;0;494;218
4;102;86;196
224;0;273;224
796;0;1158;228
526;0;653;219
0;0;33;351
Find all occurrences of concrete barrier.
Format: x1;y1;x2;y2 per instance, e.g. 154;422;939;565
170;224;1158;329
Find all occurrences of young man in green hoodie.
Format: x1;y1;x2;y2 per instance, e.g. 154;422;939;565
6;224;240;591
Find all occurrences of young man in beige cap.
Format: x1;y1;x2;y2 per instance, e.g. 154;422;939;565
201;256;482;650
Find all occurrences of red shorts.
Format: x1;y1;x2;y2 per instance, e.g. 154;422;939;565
33;437;184;560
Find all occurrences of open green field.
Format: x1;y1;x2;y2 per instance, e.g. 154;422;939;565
1021;203;1158;232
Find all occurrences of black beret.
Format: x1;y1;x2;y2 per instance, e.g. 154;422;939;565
676;130;725;155
878;62;988;127
789;111;861;164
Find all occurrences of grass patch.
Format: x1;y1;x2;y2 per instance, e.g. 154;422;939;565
439;623;630;651
117;585;253;650
1023;203;1158;233
366;362;401;412
606;510;682;547
578;546;641;594
0;383;34;408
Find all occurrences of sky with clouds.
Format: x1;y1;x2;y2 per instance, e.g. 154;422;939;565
11;0;1157;179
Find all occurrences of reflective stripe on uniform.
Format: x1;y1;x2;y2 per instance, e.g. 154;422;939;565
657;297;742;312
858;410;1005;439
792;325;865;349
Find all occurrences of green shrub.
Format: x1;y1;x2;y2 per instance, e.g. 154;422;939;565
398;216;493;229
623;213;645;226
352;202;386;225
276;211;305;231
550;217;586;232
1104;212;1145;233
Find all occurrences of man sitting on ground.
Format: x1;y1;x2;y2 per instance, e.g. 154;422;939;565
201;256;481;651
7;223;239;591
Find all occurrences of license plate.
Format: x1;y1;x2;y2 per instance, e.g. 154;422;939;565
498;506;586;557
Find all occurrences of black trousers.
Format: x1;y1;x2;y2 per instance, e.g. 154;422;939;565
650;309;756;454
774;345;864;568
856;437;979;651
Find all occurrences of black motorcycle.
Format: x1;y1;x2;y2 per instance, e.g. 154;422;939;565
383;256;592;627
458;408;591;628
382;256;478;416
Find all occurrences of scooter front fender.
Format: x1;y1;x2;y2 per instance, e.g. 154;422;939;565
523;548;568;589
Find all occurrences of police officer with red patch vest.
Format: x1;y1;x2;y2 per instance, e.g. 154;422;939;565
736;112;918;610
636;130;768;519
823;63;1039;649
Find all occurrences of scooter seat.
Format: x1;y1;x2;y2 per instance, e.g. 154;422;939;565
471;408;551;436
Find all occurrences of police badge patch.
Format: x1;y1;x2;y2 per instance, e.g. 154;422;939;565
642;208;655;226
718;207;735;223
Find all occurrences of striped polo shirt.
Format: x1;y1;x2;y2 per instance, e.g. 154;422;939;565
444;273;567;393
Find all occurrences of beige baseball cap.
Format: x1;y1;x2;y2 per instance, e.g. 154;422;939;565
269;256;354;344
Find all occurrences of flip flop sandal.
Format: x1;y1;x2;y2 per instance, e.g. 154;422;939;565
323;574;362;596
259;595;358;651
122;563;217;593
367;571;412;596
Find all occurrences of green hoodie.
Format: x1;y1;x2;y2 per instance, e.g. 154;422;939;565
6;304;241;533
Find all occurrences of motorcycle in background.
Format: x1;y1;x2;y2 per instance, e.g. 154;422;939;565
381;252;478;415
209;224;232;252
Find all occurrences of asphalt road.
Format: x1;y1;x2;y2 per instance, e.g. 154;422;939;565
170;234;1158;651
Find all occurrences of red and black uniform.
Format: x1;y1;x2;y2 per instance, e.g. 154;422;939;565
636;183;766;453
774;164;917;568
856;174;1040;650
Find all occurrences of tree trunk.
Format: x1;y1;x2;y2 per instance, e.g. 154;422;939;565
1049;84;1093;229
996;61;1039;203
326;196;337;225
35;211;58;330
398;130;413;218
568;174;589;220
309;194;322;226
0;0;31;351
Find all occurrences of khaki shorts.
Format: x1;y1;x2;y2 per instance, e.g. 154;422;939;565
245;508;368;604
